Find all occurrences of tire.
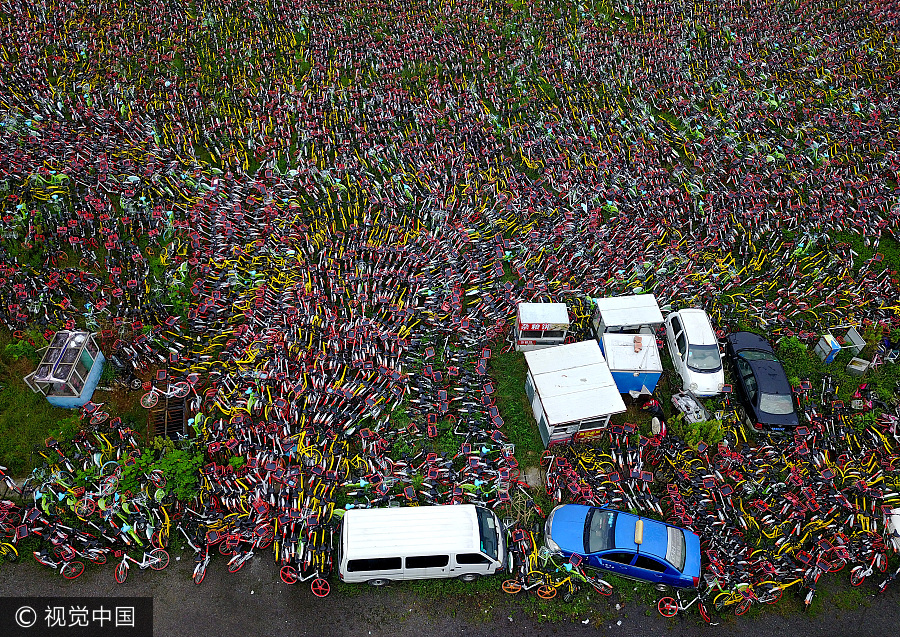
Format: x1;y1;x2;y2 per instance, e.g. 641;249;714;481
562;592;575;603
698;601;711;623
459;573;479;583
280;566;299;585
658;597;678;618
140;392;159;409
89;552;107;565
537;584;557;599
193;567;206;585
115;562;128;584
765;587;782;604
850;568;866;587
76;498;96;519
227;558;244;573
735;598;751;616
502;580;522;594
62;561;85;580
310;578;330;597
592;581;613;597
149;549;169;570
367;578;390;587
130;378;144;391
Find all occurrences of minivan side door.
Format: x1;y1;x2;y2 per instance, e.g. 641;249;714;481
451;553;494;576
404;554;451;580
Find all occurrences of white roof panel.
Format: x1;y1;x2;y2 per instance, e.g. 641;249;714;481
517;302;570;326
541;384;626;425
524;340;605;376
525;341;626;425
343;505;481;560
602;333;662;372
593;294;663;328
678;309;717;345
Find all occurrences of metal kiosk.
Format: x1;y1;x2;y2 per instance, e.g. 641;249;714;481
591;294;664;339
23;330;106;408
524;341;627;447
514;302;570;352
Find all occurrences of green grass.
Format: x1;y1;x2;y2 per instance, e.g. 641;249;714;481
0;330;74;477
489;350;544;458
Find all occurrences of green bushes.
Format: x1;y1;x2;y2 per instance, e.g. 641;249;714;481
118;437;203;501
668;413;724;448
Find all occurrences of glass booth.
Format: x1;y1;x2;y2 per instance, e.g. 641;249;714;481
23;331;106;408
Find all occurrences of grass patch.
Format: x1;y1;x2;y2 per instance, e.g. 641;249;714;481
0;331;73;477
489;350;544;457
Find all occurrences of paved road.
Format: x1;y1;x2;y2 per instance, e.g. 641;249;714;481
0;557;895;636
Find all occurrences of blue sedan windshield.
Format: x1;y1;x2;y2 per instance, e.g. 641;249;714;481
585;510;616;553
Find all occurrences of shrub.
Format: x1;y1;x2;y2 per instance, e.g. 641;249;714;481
119;439;204;501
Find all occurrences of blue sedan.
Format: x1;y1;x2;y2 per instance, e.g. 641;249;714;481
545;505;701;589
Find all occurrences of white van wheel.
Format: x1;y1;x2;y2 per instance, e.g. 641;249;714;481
459;573;479;583
367;578;390;587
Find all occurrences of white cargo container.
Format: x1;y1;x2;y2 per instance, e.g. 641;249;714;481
524;340;627;447
514;302;570;352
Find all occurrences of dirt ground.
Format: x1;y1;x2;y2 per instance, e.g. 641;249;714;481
0;557;896;637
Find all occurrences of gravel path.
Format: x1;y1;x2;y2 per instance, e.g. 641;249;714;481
1;558;896;636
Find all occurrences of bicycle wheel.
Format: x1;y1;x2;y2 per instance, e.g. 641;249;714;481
171;382;190;398
140;392;159;409
590;579;613;596
62;561;85;580
698;601;711;623
193;565;206;585
115;562;128;584
151;528;168;550
735;597;751;616
502;579;522;594
537;584;557;599
311;578;330;597
657;597;678;617
75;498;96;519
280;565;299;584
765;587;782;604
850;568;866;587
149;549;169;570
1;543;19;562
227;557;245;573
89;552;107;565
828;559;845;573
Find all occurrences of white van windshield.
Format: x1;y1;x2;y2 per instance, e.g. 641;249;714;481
476;507;498;560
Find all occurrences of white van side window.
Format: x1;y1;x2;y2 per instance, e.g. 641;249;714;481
456;553;490;565
406;555;449;569
347;557;401;572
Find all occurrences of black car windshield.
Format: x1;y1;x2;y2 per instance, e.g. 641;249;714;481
759;392;795;415
476;507;498;560
585;509;616;553
739;350;778;362
686;345;721;372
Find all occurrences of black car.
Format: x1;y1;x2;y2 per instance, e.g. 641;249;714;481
724;332;799;432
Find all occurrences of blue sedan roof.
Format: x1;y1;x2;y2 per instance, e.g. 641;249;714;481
614;510;669;561
549;504;590;554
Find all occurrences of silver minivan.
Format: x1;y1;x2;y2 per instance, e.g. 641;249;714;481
338;505;506;585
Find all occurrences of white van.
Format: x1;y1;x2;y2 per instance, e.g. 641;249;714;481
338;505;506;585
